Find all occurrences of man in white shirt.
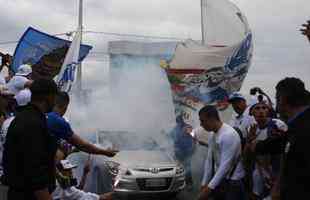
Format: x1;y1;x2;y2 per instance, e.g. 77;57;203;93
6;64;33;95
198;105;246;200
228;92;254;138
246;101;287;199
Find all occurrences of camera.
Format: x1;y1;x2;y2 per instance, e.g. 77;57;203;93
250;87;263;95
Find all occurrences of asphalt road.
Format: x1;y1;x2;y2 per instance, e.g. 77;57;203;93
0;183;199;200
111;185;200;200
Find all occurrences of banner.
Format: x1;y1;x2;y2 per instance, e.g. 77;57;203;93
165;34;252;125
57;28;82;92
109;35;252;127
12;27;92;80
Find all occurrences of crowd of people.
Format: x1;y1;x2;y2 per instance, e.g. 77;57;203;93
0;21;308;200
170;21;310;200
195;76;310;200
0;57;118;199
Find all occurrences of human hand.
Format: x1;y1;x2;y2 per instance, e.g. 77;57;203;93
1;54;12;67
184;126;198;141
184;126;193;135
83;155;92;174
247;124;257;142
249;140;257;152
104;149;119;157
257;88;265;95
250;87;261;95
197;185;211;200
300;20;310;41
270;126;287;137
99;192;113;200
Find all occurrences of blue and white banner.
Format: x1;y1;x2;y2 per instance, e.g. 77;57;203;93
57;27;83;92
12;27;92;80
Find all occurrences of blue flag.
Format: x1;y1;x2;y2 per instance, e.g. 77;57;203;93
12;27;92;80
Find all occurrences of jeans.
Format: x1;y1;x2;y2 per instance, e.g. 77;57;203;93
212;179;248;200
175;151;193;185
225;179;248;200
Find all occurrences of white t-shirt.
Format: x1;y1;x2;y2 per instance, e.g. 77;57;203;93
248;119;288;142
202;123;245;189
6;75;30;95
0;73;6;86
52;184;99;200
0;117;15;176
250;118;287;197
229;106;255;138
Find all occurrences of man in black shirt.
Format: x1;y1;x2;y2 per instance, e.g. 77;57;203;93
2;79;58;200
253;77;310;200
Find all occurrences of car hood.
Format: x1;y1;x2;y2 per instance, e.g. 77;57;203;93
110;150;176;168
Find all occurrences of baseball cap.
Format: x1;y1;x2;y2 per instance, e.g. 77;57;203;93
228;92;246;102
59;160;78;170
16;64;32;76
14;89;31;106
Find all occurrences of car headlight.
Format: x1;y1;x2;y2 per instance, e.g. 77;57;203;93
176;165;185;175
106;161;120;176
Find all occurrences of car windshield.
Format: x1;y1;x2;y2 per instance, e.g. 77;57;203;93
97;131;160;151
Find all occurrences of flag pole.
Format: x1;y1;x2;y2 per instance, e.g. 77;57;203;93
201;0;206;45
76;0;83;92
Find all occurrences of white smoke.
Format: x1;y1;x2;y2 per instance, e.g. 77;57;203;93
66;57;176;142
64;44;235;198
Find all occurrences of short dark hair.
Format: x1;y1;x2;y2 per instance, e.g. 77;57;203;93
199;105;220;120
229;97;246;104
276;77;309;107
55;92;70;108
30;79;58;101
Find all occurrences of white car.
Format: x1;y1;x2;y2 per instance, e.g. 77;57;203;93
95;131;186;198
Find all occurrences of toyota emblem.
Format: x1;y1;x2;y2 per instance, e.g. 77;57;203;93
150;168;159;174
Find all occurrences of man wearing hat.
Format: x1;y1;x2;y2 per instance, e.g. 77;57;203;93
6;64;33;95
245;100;287;199
53;152;112;200
253;77;310;200
228;92;254;139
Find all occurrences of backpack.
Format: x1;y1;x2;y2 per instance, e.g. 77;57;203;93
233;126;246;150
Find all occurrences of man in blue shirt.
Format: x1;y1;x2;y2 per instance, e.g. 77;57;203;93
47;91;117;157
172;116;195;188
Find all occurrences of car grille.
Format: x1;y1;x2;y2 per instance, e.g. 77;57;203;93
136;178;172;191
134;167;174;173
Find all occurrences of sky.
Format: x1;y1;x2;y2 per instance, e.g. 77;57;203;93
0;0;309;130
0;0;309;94
1;0;308;191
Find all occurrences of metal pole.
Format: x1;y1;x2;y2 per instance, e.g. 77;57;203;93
201;0;206;45
76;0;83;92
